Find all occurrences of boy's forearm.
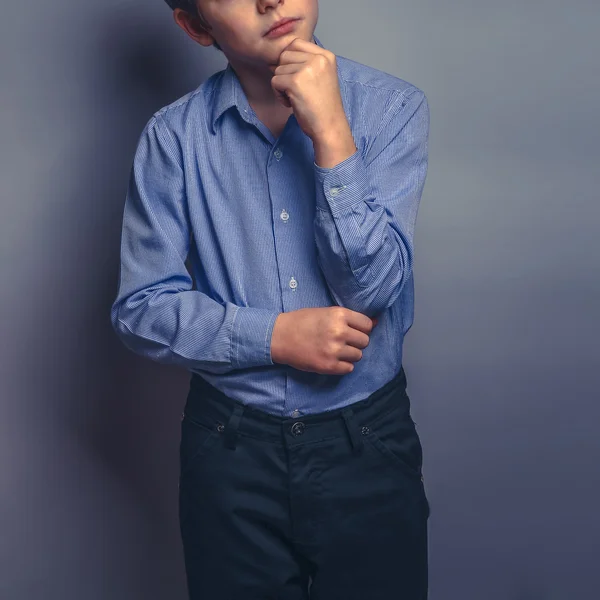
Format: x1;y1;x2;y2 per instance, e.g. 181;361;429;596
313;123;357;169
112;289;280;373
312;90;429;314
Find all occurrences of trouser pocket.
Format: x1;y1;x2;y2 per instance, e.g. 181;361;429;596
359;402;424;482
358;398;431;519
179;411;224;481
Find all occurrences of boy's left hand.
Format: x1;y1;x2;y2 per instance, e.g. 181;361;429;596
270;38;350;144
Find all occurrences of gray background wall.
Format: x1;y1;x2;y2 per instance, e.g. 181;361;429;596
1;0;598;598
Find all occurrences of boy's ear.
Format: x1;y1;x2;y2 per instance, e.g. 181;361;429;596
172;8;215;47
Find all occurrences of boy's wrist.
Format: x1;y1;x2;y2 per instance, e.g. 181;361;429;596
313;126;357;169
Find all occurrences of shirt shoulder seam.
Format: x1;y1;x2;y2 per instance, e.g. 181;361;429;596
154;86;204;119
152;114;184;171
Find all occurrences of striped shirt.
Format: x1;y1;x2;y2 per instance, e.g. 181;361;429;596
110;34;429;417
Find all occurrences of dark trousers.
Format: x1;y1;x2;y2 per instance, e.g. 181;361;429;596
178;365;430;599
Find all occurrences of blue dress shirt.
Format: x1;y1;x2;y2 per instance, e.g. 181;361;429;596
111;34;429;417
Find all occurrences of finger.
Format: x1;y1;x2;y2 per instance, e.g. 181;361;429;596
276;91;292;108
270;73;295;95
344;310;375;335
343;328;371;350
273;63;303;75
337;345;363;364
277;50;310;65
283;37;329;55
270;74;294;106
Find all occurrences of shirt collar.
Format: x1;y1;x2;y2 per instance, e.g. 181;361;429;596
210;34;330;134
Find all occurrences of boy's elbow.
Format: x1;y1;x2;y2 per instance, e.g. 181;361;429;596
110;300;156;361
110;299;134;345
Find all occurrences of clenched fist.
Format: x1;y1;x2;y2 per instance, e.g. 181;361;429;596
270;307;378;375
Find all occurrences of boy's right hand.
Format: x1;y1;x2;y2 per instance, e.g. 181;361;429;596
270;307;378;375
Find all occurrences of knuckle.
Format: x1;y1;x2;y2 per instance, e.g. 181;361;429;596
334;326;346;340
332;340;345;355
316;54;329;69
333;306;347;320
322;342;335;359
327;322;343;340
326;359;339;373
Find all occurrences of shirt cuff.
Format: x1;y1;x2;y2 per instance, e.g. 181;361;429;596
314;149;367;215
230;306;280;370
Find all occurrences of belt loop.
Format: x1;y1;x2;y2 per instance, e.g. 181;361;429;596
224;404;245;450
341;407;363;455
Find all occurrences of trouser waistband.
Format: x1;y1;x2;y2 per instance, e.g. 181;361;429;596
185;365;410;453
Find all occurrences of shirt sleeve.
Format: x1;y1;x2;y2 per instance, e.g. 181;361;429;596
313;88;429;316
110;114;279;373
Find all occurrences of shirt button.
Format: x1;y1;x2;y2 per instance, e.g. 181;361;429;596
289;277;297;290
330;185;346;196
280;209;289;222
274;148;283;159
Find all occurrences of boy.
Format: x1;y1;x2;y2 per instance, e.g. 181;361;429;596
110;0;430;597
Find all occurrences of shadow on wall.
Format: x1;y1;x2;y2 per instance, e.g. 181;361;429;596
47;12;222;598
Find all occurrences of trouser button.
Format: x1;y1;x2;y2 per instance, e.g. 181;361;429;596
291;422;305;436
